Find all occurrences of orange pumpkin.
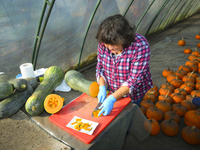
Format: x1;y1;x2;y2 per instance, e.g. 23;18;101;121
148;118;160;136
180;83;194;94
190;90;200;97
182;74;196;83
171;91;186;104
146;88;158;97
146;106;164;121
197;43;200;48
183;81;195;89
184;110;200;129
188;54;197;61
152;83;158;91
158;91;173;105
178;65;192;72
155;100;171;114
166;73;178;82
161;119;179;136
140;98;154;110
178;38;186;46
195;31;200;40
191;47;199;56
182;126;200;145
196;76;200;83
171;102;188;117
195;82;200;90
159;87;173;96
174;88;187;97
186;71;198;79
160;82;175;92
183;47;192;54
44;94;64;114
181;99;197;111
162;67;173;77
143;93;157;103
170;77;184;88
164;110;180;124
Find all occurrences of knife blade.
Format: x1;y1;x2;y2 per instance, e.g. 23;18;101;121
91;102;102;117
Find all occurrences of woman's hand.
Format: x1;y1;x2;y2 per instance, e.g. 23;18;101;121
98;95;116;116
97;85;107;103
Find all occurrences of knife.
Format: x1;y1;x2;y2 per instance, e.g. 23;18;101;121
91;102;102;117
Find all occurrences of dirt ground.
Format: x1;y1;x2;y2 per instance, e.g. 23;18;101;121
1;13;200;150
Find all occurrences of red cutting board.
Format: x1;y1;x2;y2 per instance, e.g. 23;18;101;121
49;93;131;144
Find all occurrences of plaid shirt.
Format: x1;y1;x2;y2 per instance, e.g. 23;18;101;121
96;33;153;103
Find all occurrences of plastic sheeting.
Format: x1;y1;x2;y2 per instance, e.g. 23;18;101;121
0;0;199;77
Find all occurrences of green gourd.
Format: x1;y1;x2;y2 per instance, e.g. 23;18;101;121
25;66;64;116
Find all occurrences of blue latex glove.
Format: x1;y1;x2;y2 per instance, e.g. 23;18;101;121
97;85;107;103
98;95;116;116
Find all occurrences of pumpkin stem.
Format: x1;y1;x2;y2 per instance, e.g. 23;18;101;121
173;109;177;114
191;126;196;131
165;90;170;97
189;70;195;78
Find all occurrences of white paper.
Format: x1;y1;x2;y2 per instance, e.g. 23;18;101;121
66;116;99;135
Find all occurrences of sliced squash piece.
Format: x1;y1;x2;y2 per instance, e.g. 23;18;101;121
44;94;63;114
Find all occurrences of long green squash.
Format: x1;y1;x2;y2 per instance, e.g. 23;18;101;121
8;78;27;92
64;70;99;97
25;66;64;116
0;83;33;118
0;82;14;101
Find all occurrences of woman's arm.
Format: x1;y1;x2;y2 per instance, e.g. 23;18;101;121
112;86;129;100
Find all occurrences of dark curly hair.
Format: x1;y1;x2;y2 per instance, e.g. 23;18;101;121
95;14;135;48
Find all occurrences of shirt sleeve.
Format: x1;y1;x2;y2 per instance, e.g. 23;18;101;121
122;41;151;93
192;97;200;107
96;43;107;85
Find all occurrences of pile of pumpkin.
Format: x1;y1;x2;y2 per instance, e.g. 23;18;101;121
140;32;200;145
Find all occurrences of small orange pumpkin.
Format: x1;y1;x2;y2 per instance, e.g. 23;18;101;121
160;82;175;92
180;83;194;94
161;119;179;136
158;91;173;105
172;102;188;117
197;43;200;48
178;38;186;46
178;65;192;72
191;47;199;56
183;47;192;54
170;77;184;88
148;118;160;136
143;93;157;103
195;31;200;40
140;98;154;110
184;110;200;129
162;67;173;77
155;100;171;114
181;99;197;111
171;91;186;104
190;89;200;97
44;94;64;114
167;73;178;82
182;126;200;145
152;83;158;91
146;106;164;121
159;87;173;96
164;110;180;124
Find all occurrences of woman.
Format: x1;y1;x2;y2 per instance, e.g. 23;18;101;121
95;14;153;116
